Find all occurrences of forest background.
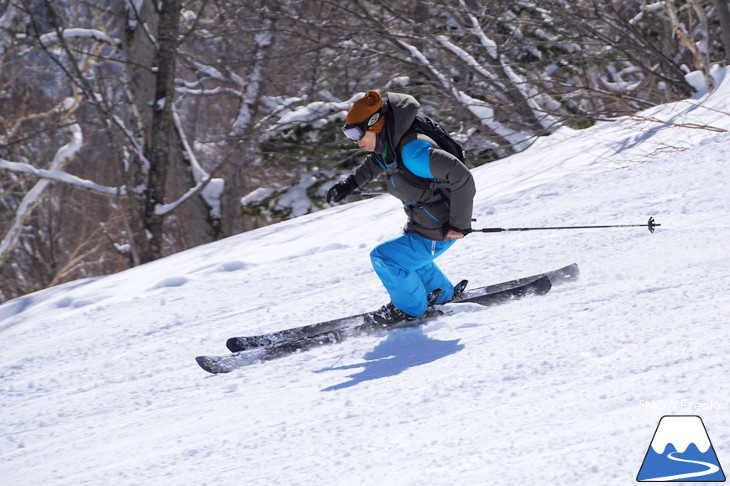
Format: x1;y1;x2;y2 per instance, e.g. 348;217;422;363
1;0;728;303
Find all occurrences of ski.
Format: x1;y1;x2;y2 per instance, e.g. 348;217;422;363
224;263;578;353
196;271;566;374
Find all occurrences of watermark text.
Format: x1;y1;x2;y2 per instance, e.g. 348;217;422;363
640;399;725;412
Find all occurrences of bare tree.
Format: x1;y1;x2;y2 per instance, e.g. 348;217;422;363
714;0;730;63
1;1;218;263
1;0;728;303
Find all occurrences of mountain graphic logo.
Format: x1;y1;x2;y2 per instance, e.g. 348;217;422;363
637;415;726;482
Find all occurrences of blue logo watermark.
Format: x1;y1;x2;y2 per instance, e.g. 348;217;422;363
637;415;726;482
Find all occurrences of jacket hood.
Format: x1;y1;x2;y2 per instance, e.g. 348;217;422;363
385;92;420;146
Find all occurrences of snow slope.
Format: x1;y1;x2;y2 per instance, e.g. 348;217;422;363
3;69;730;485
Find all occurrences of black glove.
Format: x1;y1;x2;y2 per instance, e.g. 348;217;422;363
326;175;358;203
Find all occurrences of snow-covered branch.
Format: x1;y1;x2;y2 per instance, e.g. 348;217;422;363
230;25;273;137
111;115;151;173
176;86;242;97
39;28;121;48
124;0;158;48
154;171;223;217
163;105;224;218
435;34;499;83
1;121;96;264
266;96;357;134
0;159;126;196
398;40;530;150
457;11;561;131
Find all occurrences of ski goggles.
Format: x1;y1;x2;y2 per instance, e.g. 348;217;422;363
341;110;383;142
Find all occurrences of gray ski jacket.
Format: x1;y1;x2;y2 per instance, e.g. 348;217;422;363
351;92;476;241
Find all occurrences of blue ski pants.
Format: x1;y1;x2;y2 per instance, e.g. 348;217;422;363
370;232;457;317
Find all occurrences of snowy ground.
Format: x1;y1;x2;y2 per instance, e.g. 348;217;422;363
2;68;730;485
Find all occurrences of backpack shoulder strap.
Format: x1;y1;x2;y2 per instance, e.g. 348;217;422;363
393;128;439;190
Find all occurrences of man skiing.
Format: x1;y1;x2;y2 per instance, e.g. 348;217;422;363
326;90;476;325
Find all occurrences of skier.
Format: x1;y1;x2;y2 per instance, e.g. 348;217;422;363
326;90;476;325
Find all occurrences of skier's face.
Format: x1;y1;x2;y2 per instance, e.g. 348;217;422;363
357;131;377;152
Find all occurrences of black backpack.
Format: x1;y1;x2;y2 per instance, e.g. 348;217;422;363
392;115;466;194
409;115;465;163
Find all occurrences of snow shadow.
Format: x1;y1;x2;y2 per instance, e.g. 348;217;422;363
317;328;464;391
0;276;104;330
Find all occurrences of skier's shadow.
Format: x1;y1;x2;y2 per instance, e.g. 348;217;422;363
316;328;464;391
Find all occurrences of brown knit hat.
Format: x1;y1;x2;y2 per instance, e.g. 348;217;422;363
346;90;385;133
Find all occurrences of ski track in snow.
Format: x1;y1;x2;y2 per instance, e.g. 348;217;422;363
2;69;730;485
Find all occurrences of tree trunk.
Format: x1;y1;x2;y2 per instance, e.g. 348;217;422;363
143;0;181;261
713;0;730;64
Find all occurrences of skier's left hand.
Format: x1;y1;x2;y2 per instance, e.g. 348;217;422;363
326;175;358;203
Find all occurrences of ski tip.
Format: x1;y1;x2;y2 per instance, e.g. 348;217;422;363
225;337;240;353
550;263;580;285
195;356;228;374
195;356;214;373
567;262;580;280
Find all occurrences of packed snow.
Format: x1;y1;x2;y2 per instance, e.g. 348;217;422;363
2;68;729;485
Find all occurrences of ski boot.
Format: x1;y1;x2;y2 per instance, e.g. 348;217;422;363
370;289;443;326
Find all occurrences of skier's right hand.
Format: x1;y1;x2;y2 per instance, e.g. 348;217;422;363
326;175;358;203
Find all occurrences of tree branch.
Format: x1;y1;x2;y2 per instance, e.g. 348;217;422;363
0;159;127;195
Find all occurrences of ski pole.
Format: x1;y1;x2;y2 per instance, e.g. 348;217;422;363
352;190;387;196
470;217;660;234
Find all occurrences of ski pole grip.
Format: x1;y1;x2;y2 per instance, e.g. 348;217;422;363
476;228;504;233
